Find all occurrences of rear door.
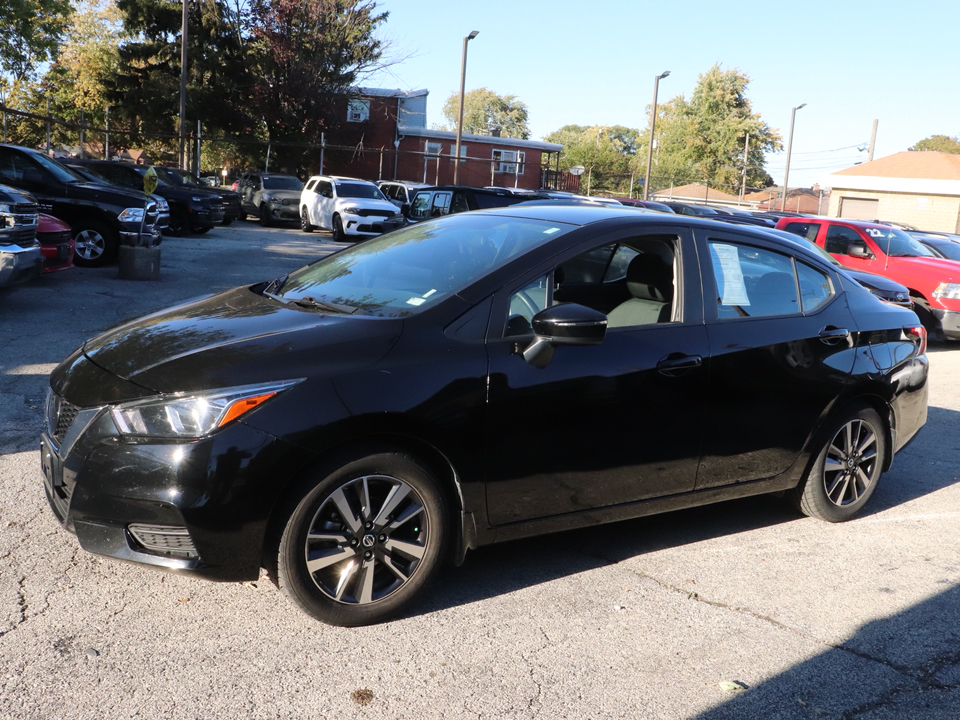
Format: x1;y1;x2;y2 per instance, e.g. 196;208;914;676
695;226;857;489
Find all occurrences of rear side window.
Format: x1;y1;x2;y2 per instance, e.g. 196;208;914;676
709;242;800;318
781;222;820;242
797;262;834;312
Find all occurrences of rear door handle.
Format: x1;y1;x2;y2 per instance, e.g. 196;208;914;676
657;354;703;376
818;327;850;345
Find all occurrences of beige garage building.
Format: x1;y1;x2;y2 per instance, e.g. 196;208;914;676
823;152;960;232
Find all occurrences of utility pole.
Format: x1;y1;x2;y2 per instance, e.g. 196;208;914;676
178;0;189;170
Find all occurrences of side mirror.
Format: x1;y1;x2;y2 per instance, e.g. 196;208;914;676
847;244;873;259
522;303;607;368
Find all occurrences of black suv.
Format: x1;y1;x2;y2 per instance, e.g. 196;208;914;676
68;160;225;235
404;186;546;224
0;182;43;287
0;145;160;266
156;168;242;225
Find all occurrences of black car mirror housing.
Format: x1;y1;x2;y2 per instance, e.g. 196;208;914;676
522;303;607;368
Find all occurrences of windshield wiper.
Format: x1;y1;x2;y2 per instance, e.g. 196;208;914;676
292;296;366;314
263;274;289;294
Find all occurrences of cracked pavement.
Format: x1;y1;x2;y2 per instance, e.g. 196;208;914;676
0;222;958;719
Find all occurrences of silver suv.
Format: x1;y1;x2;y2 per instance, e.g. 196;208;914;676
300;176;404;241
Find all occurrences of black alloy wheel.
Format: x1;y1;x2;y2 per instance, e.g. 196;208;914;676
72;220;118;267
795;405;886;522
301;207;314;233
332;214;345;242
277;449;448;626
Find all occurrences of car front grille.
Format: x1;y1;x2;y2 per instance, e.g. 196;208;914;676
37;229;72;246
357;209;395;218
46;392;80;448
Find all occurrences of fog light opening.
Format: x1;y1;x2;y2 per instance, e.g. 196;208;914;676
127;523;198;559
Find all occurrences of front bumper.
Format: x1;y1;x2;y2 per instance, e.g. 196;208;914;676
0;243;44;287
267;203;299;222
343;214;406;237
933;309;960;340
40;398;309;581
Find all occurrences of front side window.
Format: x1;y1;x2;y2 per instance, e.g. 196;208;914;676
710;241;800;318
825;226;867;255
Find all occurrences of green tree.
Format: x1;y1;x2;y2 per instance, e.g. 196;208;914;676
248;0;387;173
441;88;530;139
0;0;73;86
909;135;960;153
637;65;781;194
544;124;636;195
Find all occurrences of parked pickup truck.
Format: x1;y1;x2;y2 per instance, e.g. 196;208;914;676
0;145;161;267
776;217;960;339
0;182;43;288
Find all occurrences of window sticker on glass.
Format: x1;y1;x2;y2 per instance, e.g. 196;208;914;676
865;228;885;238
713;244;750;306
544;227;561;235
406;297;426;306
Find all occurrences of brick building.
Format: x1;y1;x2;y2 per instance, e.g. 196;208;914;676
823;152;960;232
324;88;563;191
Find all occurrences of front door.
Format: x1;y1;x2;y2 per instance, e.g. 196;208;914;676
484;227;710;526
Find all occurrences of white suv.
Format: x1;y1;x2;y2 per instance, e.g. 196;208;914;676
300;176;404;241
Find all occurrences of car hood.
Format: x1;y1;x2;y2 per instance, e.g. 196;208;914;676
844;268;908;293
80;286;403;394
893;255;960;278
68;181;147;205
261;189;302;201
340;198;398;214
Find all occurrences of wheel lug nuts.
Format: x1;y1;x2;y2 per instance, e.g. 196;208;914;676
378;534;386;543
364;522;373;530
364;551;372;559
350;539;358;547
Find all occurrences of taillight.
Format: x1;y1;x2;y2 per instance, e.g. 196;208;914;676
904;324;927;355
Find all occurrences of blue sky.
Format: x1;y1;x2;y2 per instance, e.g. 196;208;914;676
367;0;958;188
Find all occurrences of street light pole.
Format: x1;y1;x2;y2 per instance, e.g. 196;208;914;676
453;31;479;185
642;71;670;201
781;103;806;211
178;0;189;170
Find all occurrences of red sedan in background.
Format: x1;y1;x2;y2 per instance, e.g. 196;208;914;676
37;213;75;273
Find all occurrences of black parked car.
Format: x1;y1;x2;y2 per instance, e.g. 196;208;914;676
64;163;171;231
404;185;546;223
67;160;224;235
156;167;242;226
0;182;43;287
0;146;160;266
41;205;929;626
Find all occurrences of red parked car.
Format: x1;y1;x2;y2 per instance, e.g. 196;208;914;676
37;213;75;273
776;217;960;339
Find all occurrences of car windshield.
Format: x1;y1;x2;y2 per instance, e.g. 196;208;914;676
263;176;303;191
33;154;87;184
864;226;937;258
338;183;386;200
269;213;574;317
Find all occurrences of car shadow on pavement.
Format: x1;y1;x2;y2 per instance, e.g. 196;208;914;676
687;582;960;719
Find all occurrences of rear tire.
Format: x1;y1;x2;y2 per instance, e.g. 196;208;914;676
72;220;119;267
276;449;448;627
794;405;886;522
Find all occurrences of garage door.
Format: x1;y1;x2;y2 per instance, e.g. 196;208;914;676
839;197;879;221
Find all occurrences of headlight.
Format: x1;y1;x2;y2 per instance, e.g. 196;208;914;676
342;205;362;215
157;198;170;211
118;208;145;222
110;380;301;438
191;196;209;203
933;283;960;300
0;204;10;213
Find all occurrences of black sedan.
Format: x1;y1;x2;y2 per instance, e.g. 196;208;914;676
40;205;929;626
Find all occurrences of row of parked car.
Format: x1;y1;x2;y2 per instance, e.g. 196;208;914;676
0;144;251;282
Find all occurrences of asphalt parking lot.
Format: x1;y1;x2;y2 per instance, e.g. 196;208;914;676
1;220;958;720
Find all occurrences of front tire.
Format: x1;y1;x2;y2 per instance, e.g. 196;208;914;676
259;203;272;227
794;406;886;522
300;207;314;233
72;220;119;267
277;450;448;627
332;214;345;242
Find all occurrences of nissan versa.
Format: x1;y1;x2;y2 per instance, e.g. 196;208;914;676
41;205;929;626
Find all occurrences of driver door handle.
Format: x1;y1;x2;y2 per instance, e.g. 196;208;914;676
657;354;703;376
818;327;850;345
